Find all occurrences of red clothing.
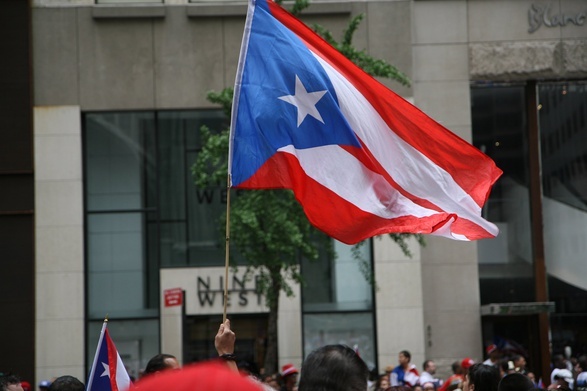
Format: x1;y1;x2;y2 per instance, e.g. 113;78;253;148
439;374;464;391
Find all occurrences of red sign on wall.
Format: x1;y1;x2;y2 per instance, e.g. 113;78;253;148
164;288;183;307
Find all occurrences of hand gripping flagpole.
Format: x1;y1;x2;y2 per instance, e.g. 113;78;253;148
223;174;232;323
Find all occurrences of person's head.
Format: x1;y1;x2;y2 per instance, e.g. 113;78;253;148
576;355;587;373
461;358;475;375
38;381;51;391
47;376;84;391
497;373;534;391
132;362;263;391
399;351;411;367
452;361;464;375
553;369;574;390
486;345;501;361
463;363;500;391
413;385;423;391
376;375;390;390
281;364;299;390
144;353;180;376
298;344;369;391
264;374;280;391
552;354;566;370
0;375;24;391
422;382;436;391
423;360;436;374
511;356;526;371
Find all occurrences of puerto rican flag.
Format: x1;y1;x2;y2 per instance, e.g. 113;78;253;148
87;322;132;391
229;0;502;244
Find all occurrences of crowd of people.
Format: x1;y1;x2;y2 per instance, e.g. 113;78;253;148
2;323;586;391
368;345;587;391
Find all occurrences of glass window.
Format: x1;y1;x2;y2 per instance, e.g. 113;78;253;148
471;85;535;304
301;241;376;369
303;312;376;369
302;241;372;312
538;82;587;355
85;112;157;319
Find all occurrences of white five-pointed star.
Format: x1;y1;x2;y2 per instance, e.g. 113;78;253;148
278;75;327;127
100;362;110;378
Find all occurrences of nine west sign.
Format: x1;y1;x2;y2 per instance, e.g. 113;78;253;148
528;3;586;33
161;267;269;315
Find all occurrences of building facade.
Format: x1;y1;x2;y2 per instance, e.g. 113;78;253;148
1;0;585;386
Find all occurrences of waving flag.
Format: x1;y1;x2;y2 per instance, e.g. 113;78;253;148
87;321;132;391
229;0;502;244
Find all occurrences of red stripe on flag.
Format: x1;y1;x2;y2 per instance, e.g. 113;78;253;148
236;152;491;243
105;329;120;391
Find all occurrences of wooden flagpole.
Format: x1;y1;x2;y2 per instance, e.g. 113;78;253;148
223;174;232;322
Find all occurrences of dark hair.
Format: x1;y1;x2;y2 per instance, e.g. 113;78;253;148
577;355;587;371
0;375;21;391
400;351;411;361
498;373;534;391
144;353;178;375
468;363;500;391
298;344;369;391
48;376;85;391
451;361;461;374
423;360;433;371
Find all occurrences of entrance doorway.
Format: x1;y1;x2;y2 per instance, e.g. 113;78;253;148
184;313;269;372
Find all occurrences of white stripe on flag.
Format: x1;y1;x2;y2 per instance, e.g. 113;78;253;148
314;54;498;237
277;144;438;220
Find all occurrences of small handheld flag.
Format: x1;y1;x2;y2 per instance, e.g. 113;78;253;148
229;0;502;244
87;320;132;391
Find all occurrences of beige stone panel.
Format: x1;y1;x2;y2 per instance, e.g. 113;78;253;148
35;135;82;181
468;0;561;42
33;8;79;105
469;41;563;80
36;272;84;320
366;1;413;98
35;181;84;227
77;8;155;110
154;8;226;108
161;303;184;364
36;226;84;273
374;234;421;263
421;264;480;312
554;0;587;39
422;309;482;361
421;236;477;265
36;366;85;390
376;307;425;362
375;262;424;309
34;106;81;135
413;1;468;44
278;282;302;362
413;44;469;82
223;16;250;88
562;40;587;75
413;80;471;128
36;319;85;373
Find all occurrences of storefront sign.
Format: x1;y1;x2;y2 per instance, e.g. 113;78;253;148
161;267;269;315
528;3;586;33
164;287;184;307
196;275;263;307
480;302;555;316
